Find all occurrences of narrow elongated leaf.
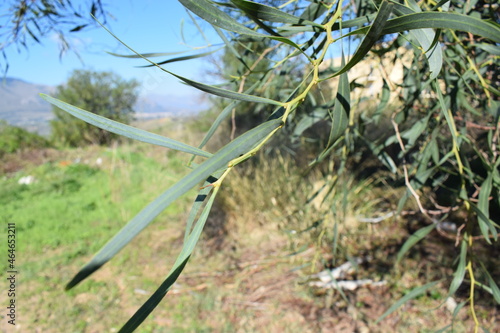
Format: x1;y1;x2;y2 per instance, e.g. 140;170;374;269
347;12;500;43
448;240;467;296
478;172;494;244
373;79;390;123
322;1;393;80
392;1;443;80
396;223;437;264
118;188;219;333
434;81;459;145
313;54;350;163
213;26;250;70
292;108;327;140
481;263;500;304
171;70;282;105
300;0;333;21
178;0;265;37
231;0;323;27
138;47;224;67
93;16;282;106
385;12;500;42
402;112;433;147
119;256;190;333
327;55;349;146
66;118;283;289
107;50;190;58
184;169;225;243
39;94;212;158
179;0;309;58
376;280;440;323
195;78;263;153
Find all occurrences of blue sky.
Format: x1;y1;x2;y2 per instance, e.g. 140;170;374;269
1;1;356;113
2;1;221;111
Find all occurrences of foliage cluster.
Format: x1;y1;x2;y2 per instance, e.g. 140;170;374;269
39;0;499;332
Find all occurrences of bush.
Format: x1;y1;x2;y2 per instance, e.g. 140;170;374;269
50;69;139;146
0;120;50;156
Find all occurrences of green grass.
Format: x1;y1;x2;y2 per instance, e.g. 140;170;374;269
1;138;203;332
1;118;497;332
2;147;189;257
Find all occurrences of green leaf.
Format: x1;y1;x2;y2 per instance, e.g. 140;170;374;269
314;53;349;163
292;107;328;140
373;79;390;123
65;118;283;290
181;0;310;58
172;71;283;105
347;12;500;43
376;280;440;323
230;0;323;27
184;170;225;243
322;1;394;80
39;94;212;158
448;240;467;296
178;0;265;37
195;77;263;151
392;1;443;80
137;47;224;67
402;112;432;148
118;188;219;333
327;54;349;145
107;50;190;58
477;172;494;244
482;264;500;304
434;81;460;145
213;26;250;71
93;15;282;106
396;223;437;264
299;0;332;21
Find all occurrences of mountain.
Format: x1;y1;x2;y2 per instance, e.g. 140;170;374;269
0;78;55;135
0;77;208;136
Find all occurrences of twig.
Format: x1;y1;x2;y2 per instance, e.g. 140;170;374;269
391;113;433;222
230;45;279;140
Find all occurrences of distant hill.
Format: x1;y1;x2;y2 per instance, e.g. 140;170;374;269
0;78;55;135
0;77;208;136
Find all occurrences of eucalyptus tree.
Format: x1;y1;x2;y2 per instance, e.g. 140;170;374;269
41;0;499;331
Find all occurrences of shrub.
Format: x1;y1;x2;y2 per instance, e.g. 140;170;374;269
0;120;50;156
50;69;139;146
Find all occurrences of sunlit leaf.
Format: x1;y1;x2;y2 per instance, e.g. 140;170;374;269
347;12;500;43
231;0;323;27
178;0;265;37
392;1;443;80
137;47;224;67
